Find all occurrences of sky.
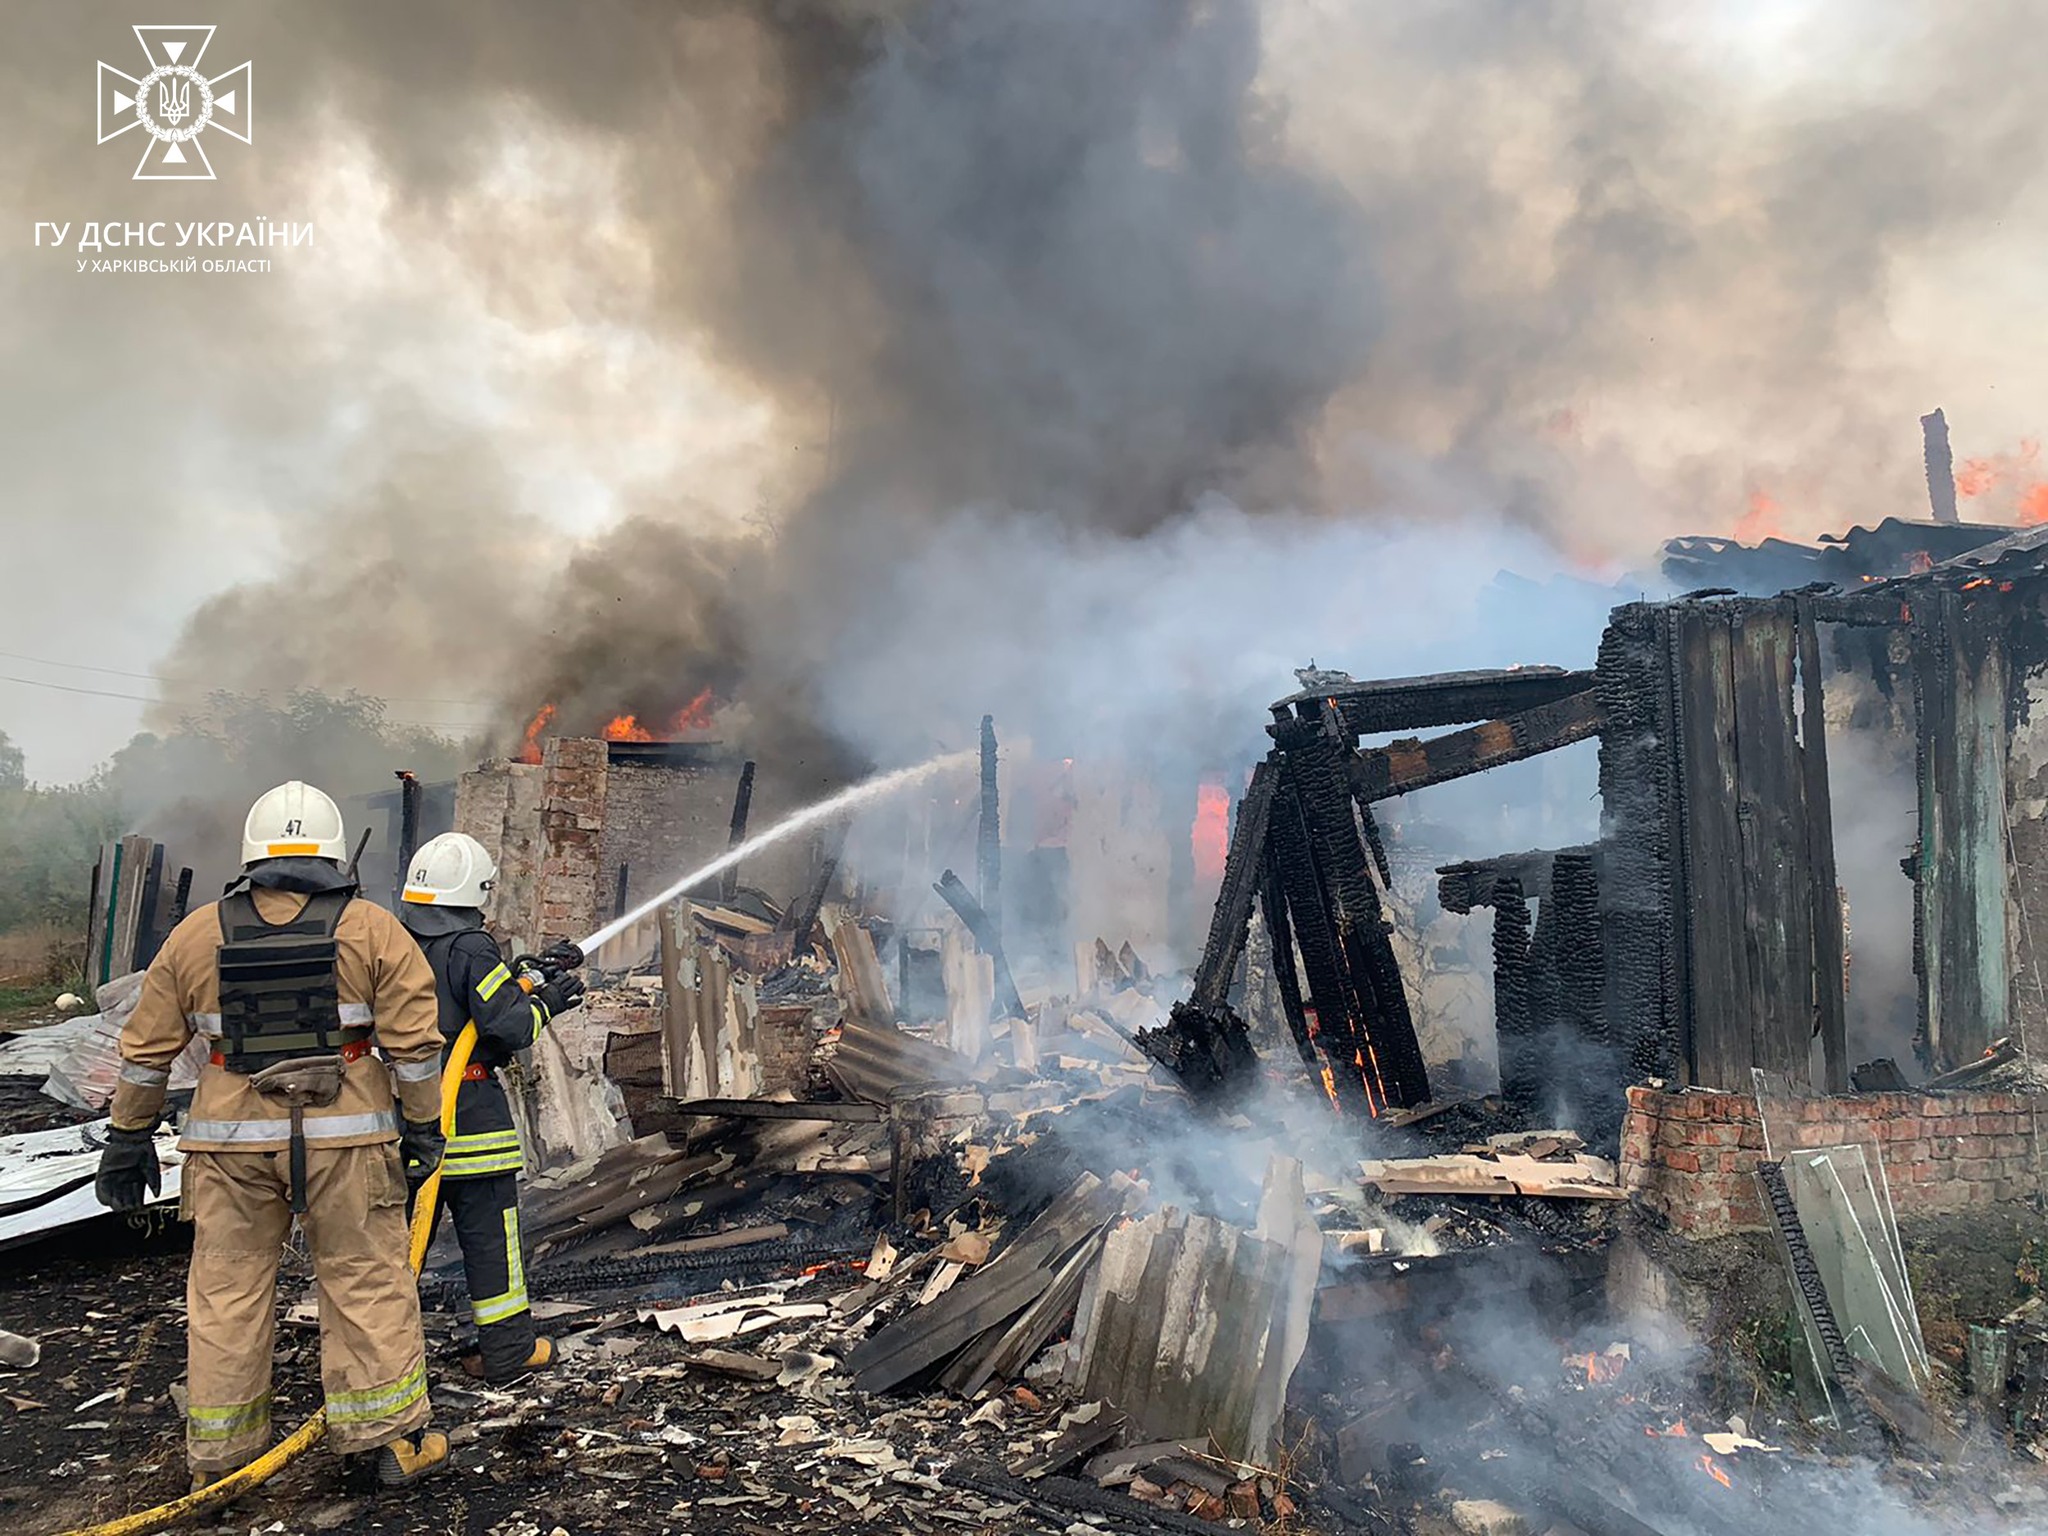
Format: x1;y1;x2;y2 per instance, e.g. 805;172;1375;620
2;0;2044;785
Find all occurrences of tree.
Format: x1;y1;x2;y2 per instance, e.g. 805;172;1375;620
0;730;24;792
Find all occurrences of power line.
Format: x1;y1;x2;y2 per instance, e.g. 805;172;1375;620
0;646;496;708
0;672;491;735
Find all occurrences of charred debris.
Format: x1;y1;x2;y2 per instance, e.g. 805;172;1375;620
14;523;2048;1532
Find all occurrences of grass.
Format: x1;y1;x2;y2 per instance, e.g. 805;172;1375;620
0;921;86;1021
0;982;64;1023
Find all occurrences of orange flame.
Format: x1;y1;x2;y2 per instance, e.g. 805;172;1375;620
516;703;557;765
1647;1419;1690;1438
1954;438;2048;523
1192;780;1230;884
1565;1351;1627;1385
1696;1452;1733;1490
600;689;719;743
1734;489;1782;543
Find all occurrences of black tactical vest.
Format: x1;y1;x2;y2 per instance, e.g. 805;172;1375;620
215;888;362;1072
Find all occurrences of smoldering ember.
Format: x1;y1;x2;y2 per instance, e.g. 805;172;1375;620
12;487;2048;1536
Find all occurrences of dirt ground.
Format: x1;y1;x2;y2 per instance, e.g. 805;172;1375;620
0;1214;1159;1536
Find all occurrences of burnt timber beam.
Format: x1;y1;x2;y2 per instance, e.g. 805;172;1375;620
719;760;756;901
1350;689;1605;803
1270;666;1597;740
1260;839;1319;1074
1437;845;1594;912
1187;759;1278;1013
1273;714;1432;1110
933;869;1028;1022
1795;596;1849;1091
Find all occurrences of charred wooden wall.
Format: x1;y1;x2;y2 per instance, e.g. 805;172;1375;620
1595;597;1846;1092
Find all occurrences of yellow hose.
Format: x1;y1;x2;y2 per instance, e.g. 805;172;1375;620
60;1025;479;1536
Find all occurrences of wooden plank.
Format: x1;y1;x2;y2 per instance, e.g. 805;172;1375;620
1271;666;1598;738
1349;690;1606;802
1359;1152;1626;1200
1796;598;1850;1092
1187;759;1277;1013
941;928;993;1063
669;1098;883;1122
109;835;152;983
657;905;686;1099
825;906;895;1025
1675;607;1746;1088
131;843;166;971
1730;605;1811;1083
1948;595;2010;1063
84;844;111;989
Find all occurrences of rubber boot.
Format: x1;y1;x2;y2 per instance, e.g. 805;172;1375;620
462;1335;553;1383
375;1430;449;1489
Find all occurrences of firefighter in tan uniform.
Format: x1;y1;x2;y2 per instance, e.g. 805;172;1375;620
95;781;451;1491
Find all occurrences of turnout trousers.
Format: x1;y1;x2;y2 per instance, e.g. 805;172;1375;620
427;1171;534;1381
182;1144;430;1473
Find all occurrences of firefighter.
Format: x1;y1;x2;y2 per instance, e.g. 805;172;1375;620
396;831;583;1384
95;781;450;1491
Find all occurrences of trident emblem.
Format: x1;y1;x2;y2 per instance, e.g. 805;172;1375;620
157;76;191;126
96;26;254;181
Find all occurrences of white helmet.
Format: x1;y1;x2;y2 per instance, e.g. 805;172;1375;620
402;832;498;909
242;781;347;866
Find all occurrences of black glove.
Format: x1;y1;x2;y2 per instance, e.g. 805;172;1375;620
534;970;585;1018
399;1118;446;1185
95;1124;162;1212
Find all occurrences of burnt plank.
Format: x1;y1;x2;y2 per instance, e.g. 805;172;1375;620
1437;845;1592;912
1730;604;1812;1082
1796;597;1849;1091
1675;605;1747;1088
668;1098;884;1123
1259;840;1319;1073
1349;690;1606;803
1188;759;1278;1012
1271;666;1597;738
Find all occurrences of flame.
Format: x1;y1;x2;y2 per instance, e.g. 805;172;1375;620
1963;577;1992;591
1565;1350;1627;1385
516;703;557;765
1734;489;1782;543
1319;1063;1338;1106
1647;1419;1690;1438
1192;780;1230;884
600;689;719;743
1696;1452;1733;1490
1954;438;2048;522
2024;484;2048;526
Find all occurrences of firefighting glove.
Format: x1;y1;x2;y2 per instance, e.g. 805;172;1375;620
399;1118;446;1186
534;970;585;1019
95;1124;162;1213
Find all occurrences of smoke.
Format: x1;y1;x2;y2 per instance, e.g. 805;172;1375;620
8;0;2047;828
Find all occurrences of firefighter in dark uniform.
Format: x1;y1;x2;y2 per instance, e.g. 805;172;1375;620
396;832;583;1383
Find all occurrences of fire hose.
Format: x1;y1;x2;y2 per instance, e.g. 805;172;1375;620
58;1021;480;1536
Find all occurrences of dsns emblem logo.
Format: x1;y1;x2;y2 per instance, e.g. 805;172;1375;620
97;26;253;181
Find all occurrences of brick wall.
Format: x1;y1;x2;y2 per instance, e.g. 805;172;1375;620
756;1004;815;1097
455;758;544;952
598;761;730;917
1621;1085;2048;1237
537;738;608;947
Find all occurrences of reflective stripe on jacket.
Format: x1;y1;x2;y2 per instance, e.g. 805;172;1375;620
420;925;547;1180
110;887;444;1148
